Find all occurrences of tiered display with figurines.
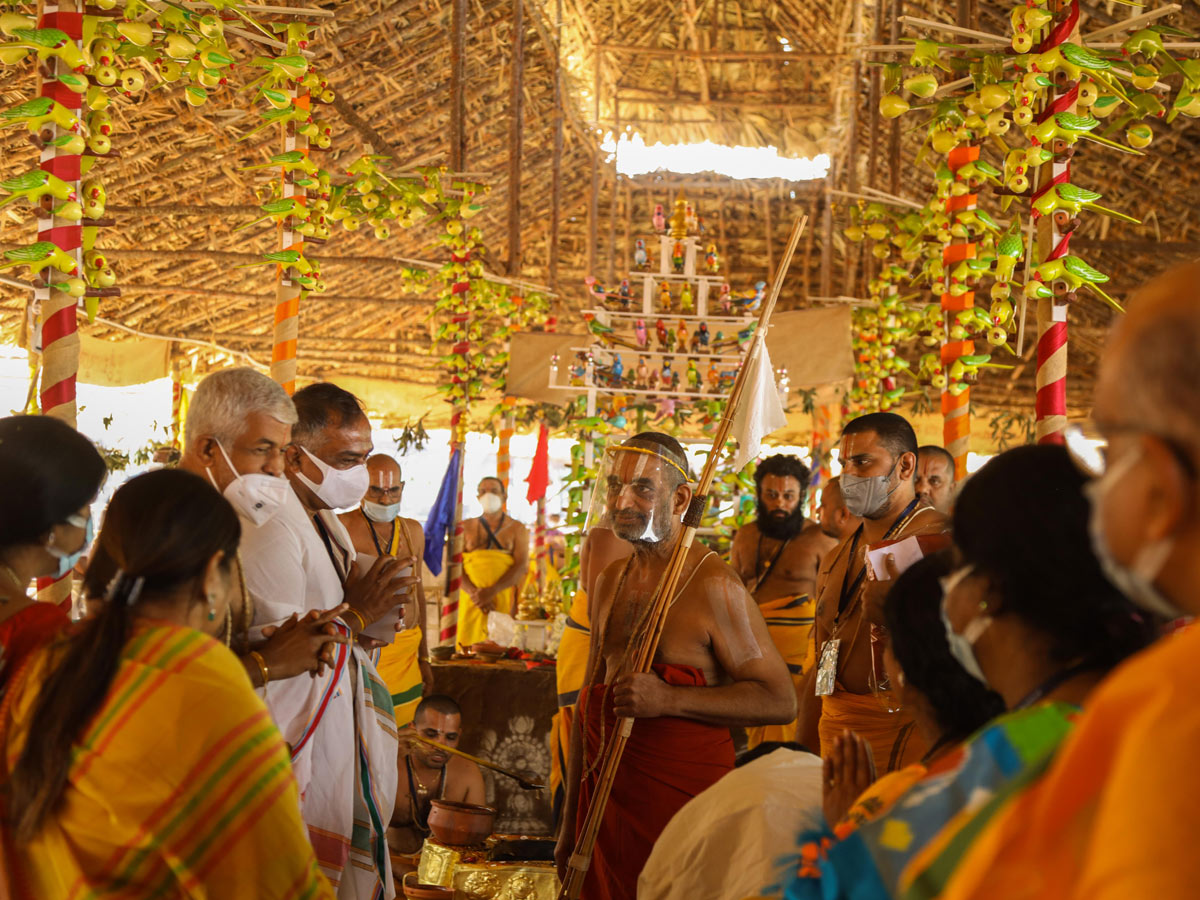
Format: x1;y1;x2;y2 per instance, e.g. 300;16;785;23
548;195;784;434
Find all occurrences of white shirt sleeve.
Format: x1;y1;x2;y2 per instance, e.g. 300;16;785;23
240;513;310;628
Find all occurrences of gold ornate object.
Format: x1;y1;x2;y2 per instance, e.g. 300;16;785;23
516;581;541;621
455;865;557;899
417;839;558;899
668;197;688;239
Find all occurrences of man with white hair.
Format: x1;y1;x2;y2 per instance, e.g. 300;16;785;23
180;368;350;685
182;370;411;899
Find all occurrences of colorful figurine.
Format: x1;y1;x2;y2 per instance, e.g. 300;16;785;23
696;322;710;351
618;279;632;307
705;243;719;274
659;282;673;312
672;241;685;273
679;283;694;312
677;319;689;350
610;354;624;386
666;328;677;352
584;275;606;304
647;368;659;390
635;356;650;389
719;282;733;314
706;362;720;391
652;204;666;232
685;203;698;234
655;318;668;349
661;358;676;389
634;318;648;348
686;358;700;391
634;237;648;269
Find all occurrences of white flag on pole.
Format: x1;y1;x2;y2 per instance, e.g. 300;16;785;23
730;340;787;472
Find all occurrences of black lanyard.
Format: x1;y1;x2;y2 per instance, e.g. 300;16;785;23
836;497;921;618
752;532;792;593
1013;660;1095;710
312;515;341;573
480;514;506;550
361;508;396;557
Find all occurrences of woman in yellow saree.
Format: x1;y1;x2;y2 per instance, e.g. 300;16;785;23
2;469;333;900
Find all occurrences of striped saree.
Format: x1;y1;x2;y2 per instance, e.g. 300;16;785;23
1;621;333;900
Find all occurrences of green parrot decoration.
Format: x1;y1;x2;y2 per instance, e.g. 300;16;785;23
0;241;77;276
0;97;78;133
0;170;75;209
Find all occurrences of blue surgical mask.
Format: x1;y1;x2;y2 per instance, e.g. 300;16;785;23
47;513;93;580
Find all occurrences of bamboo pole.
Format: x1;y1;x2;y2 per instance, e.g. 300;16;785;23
449;0;468;172
889;0;902;197
588;47;601;277
507;0;525;276
548;0;563;292
558;215;808;900
607;99;619;284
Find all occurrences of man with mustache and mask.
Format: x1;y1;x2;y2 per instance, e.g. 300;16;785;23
238;381;417;899
797;412;948;778
458;476;529;647
731;455;837;749
341;453;433;729
556;432;795;900
936;262;1200;900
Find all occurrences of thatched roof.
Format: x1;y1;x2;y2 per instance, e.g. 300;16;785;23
1;0;1198;432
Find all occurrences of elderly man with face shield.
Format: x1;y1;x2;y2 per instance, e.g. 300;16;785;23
555;432;795;900
932;262;1200;900
797;412;949;778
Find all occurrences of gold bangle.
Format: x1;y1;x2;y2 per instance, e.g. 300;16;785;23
343;608;368;632
248;650;269;688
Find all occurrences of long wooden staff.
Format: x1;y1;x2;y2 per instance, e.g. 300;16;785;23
558;215;808;900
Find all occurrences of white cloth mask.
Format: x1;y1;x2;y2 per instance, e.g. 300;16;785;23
207;442;290;527
480;493;503;515
296;446;370;510
363;500;402;523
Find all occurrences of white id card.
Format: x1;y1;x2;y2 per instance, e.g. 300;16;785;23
816;638;841;697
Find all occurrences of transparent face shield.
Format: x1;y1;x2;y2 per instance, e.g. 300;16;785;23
584;445;690;545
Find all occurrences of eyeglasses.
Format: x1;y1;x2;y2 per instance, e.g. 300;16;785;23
1065;424;1196;480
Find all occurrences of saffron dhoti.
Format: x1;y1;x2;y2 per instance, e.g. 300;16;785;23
819;689;924;776
747;593;815;749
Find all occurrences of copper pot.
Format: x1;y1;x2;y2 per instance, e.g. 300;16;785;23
427;799;496;846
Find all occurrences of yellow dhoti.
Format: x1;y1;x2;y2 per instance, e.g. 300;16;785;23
457;548;516;648
746;593;815;750
375;626;424;728
550;588;592;815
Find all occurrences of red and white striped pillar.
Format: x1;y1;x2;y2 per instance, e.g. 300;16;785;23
1031;1;1079;445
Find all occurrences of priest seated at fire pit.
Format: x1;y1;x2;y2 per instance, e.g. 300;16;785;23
391;695;486;881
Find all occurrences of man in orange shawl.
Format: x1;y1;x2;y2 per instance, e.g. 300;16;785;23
556;433;797;900
940;262;1200;900
730;455;836;749
797;413;947;776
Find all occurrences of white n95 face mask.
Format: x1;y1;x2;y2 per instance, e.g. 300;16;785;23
208;442;290;527
363;500;402;523
296;446;370;510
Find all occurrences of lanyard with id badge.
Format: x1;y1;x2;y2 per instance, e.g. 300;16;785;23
815;498;921;696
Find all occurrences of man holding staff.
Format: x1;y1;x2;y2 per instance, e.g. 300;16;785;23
556;432;795;900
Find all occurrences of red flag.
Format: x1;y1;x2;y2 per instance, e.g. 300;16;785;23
525;422;550;503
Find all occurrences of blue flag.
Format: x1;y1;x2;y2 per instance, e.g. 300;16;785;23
422;447;461;576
